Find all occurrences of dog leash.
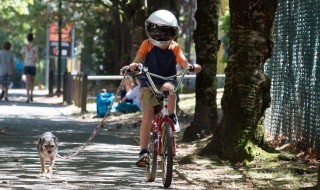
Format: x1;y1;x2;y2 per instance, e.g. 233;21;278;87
56;73;128;159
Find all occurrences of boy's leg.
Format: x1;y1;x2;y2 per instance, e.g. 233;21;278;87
136;108;153;167
161;82;180;131
140;107;154;150
160;82;175;114
137;87;159;167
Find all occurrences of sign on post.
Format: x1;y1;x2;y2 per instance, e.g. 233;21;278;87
49;22;72;57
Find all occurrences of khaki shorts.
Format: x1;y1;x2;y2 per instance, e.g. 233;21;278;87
139;82;175;110
139;87;160;109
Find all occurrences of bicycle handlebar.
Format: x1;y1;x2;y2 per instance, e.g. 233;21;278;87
120;64;195;97
135;65;195;97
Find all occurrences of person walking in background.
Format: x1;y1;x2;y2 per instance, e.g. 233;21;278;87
21;33;39;103
0;42;14;101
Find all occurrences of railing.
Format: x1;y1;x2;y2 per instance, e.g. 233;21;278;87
64;72;88;112
65;73;225;112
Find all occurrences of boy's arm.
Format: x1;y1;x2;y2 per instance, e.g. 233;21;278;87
180;60;202;73
129;55;144;71
174;43;202;73
129;40;152;71
132;54;144;64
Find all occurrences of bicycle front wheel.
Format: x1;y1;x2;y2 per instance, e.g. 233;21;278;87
161;122;173;188
146;131;158;182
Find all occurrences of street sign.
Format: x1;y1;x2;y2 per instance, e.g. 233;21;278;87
49;22;73;57
49;41;71;57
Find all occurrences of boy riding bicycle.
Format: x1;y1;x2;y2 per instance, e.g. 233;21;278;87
122;9;202;167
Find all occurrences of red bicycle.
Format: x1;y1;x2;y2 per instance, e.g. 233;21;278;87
134;65;194;188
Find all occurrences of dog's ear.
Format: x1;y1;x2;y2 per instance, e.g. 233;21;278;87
37;138;44;151
54;137;59;146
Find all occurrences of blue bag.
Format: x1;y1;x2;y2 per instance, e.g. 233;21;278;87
96;92;115;117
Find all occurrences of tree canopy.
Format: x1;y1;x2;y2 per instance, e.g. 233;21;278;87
0;0;34;15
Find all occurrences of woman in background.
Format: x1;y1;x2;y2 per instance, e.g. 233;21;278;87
21;33;39;103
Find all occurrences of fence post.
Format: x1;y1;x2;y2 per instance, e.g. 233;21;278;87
75;74;80;107
71;74;75;104
49;70;54;96
63;72;72;105
81;73;87;112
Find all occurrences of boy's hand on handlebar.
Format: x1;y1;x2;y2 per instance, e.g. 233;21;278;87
120;63;143;75
193;64;202;73
188;63;202;73
129;63;143;71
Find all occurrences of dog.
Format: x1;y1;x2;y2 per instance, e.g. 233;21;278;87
37;132;58;179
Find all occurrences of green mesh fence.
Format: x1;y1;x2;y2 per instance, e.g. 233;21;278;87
264;0;320;151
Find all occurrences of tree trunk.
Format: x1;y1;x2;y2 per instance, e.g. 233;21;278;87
127;0;147;61
318;164;320;190
182;0;220;142
201;0;277;162
147;0;179;16
113;6;122;73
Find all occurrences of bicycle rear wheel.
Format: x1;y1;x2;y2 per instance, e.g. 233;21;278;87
146;130;158;182
160;122;173;188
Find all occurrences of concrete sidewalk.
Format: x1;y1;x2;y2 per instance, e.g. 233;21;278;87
0;89;200;189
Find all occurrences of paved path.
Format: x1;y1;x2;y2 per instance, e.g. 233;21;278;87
0;89;199;190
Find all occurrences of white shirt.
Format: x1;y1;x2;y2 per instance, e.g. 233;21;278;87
126;85;141;110
21;43;38;66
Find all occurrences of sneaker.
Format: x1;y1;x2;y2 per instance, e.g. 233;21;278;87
4;97;8;101
169;113;181;132
136;149;149;167
26;99;30;103
30;96;33;102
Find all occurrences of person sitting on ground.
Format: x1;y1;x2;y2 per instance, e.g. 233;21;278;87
116;77;141;113
120;75;134;104
0;42;14;101
122;9;202;167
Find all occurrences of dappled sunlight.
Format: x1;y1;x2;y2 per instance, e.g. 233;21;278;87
0;113;175;189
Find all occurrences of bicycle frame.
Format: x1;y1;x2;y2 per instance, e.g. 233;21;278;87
154;107;177;156
138;66;192;157
137;65;194;187
140;66;190;96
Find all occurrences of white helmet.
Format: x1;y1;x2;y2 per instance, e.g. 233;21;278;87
145;10;179;47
